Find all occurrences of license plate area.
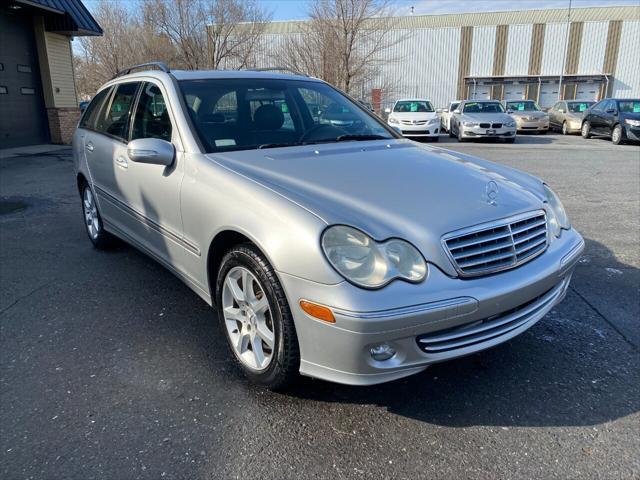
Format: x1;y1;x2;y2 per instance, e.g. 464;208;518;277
486;129;496;135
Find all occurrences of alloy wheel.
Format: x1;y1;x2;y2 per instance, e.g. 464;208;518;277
222;266;275;371
83;188;100;240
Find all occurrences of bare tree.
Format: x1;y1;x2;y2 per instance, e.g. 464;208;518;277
276;0;400;95
207;0;273;69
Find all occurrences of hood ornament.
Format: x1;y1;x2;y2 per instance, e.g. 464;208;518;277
485;180;499;206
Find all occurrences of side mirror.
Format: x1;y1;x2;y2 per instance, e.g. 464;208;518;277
442;108;449;113
606;108;616;114
558;108;565;113
436;108;443;113
384;107;391;114
506;109;514;114
453;109;461;114
127;138;175;166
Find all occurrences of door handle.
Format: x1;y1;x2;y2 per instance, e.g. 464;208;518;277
115;156;128;169
86;142;94;152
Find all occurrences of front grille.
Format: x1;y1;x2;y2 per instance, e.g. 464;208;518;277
443;211;547;277
400;119;427;125
492;123;503;128
479;123;491;128
402;130;429;135
416;279;566;354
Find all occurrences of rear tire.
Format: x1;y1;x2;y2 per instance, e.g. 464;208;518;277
612;124;624;145
581;121;591;139
215;244;299;390
81;183;116;249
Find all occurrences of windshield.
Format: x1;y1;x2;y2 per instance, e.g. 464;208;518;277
463;102;505;113
179;79;394;153
393;100;434;113
567;101;594;113
505;101;540;112
618;100;640;113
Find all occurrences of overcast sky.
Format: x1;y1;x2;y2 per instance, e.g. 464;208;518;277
82;0;640;21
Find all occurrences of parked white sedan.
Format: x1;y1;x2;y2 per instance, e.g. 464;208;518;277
440;100;461;132
386;99;440;140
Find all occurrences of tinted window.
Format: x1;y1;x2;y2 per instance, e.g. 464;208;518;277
393;100;434;113
79;88;111;129
179;79;393;153
450;102;460;111
592;100;605;112
96;82;139;140
131;83;172;141
618;100;640;113
463;102;505;113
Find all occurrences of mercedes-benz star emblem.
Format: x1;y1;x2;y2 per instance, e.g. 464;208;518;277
486;180;499;206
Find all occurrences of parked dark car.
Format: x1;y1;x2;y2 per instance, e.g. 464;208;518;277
581;98;640;145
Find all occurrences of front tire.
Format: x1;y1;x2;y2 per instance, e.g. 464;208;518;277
581;121;591;139
562;121;569;135
612;124;624;145
81;184;116;249
457;126;466;142
216;244;299;390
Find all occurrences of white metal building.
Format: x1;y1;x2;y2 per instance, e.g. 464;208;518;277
246;5;640;109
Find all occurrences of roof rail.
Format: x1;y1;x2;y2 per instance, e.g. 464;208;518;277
250;67;309;77
113;62;170;79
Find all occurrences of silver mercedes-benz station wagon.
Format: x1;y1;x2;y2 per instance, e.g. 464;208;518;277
73;63;584;388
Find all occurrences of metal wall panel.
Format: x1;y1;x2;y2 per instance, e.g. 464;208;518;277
505;24;533;76
470;26;496;77
578;21;609;74
541;23;569;75
612;21;640;98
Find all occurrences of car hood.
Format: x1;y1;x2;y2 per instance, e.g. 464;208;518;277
390;111;438;121
207;140;546;276
461;112;514;123
511;111;547;119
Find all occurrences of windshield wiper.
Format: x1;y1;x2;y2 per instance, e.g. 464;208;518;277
257;142;301;149
335;134;388;142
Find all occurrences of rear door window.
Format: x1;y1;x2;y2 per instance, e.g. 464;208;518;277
79;87;111;130
96;82;140;141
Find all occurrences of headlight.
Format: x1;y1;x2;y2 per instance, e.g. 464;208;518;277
388;116;398;124
625;118;640;127
321;225;427;289
544;184;570;238
505;120;516;127
462;121;478;127
428;118;439;125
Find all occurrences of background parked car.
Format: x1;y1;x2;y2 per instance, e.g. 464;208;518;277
581;98;640;145
440;100;461;132
504;100;549;134
386;99;440;141
548;100;595;134
450;100;517;143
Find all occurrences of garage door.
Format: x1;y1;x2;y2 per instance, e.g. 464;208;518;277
0;9;49;148
469;86;490;100
576;83;599;101
538;82;561;109
503;86;525;101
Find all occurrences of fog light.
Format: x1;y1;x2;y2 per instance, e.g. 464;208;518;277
370;343;396;361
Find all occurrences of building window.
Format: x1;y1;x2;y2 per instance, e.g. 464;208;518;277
17;64;32;73
0;86;8;94
21;87;35;95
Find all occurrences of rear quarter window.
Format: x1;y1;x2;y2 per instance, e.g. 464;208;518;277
79;88;111;130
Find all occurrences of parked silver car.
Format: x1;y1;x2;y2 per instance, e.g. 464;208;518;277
73;64;584;388
450;100;517;142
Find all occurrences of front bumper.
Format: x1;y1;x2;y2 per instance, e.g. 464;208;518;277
279;228;584;385
625;125;640;142
516;119;549;132
460;125;516;138
390;123;440;137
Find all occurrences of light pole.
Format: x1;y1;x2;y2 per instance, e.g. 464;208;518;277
558;0;572;100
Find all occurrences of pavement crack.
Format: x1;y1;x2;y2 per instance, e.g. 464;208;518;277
569;285;638;352
0;282;52;317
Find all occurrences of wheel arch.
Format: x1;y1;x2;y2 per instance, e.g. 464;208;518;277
77;172;88;196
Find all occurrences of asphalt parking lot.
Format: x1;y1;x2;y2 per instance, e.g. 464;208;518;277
1;134;639;479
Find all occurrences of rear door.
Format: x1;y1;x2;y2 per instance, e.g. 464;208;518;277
87;82;141;234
